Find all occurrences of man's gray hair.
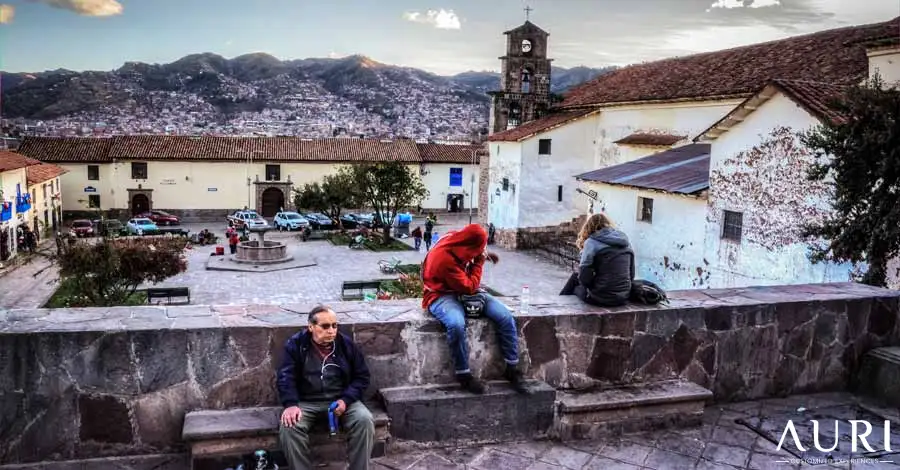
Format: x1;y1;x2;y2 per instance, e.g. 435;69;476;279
308;305;333;324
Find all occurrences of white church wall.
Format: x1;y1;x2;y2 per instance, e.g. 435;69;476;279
586;182;709;290
486;142;523;229
704;92;855;288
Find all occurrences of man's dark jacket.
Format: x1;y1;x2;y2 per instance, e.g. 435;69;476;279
577;227;635;306
276;330;371;407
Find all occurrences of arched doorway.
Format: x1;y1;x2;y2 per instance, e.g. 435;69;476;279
131;194;150;215
261;187;284;218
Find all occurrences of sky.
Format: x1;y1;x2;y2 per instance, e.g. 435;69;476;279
0;0;897;76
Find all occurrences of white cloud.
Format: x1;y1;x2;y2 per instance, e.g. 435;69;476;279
28;0;123;17
0;4;14;23
707;0;780;12
402;9;461;30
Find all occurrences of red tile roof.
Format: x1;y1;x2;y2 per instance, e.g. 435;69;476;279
0;151;41;172
613;133;686;146
26;163;68;186
17;136;483;164
487;108;599;142
576;144;711;195
774;79;850;125
415;143;485;164
695;79;850;142
560;17;898;108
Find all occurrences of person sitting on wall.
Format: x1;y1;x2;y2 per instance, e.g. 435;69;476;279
277;305;375;470
421;224;527;395
559;212;635;307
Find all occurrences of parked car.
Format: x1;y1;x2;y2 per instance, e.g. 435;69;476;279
273;211;310;231
126;218;159;235
70;219;94;237
301;212;334;230
139;210;180;226
227;210;269;229
338;213;361;229
93;219;127;237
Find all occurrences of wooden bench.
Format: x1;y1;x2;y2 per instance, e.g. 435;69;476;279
341;279;395;301
182;403;391;469
146;286;191;305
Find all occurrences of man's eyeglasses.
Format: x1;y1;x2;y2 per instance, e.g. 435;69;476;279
316;322;339;330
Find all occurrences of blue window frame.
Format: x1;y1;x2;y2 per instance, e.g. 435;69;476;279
449;167;463;187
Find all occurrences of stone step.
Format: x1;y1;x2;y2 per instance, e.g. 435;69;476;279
554;380;712;440
379;380;556;443
856;346;900;408
182;402;390;469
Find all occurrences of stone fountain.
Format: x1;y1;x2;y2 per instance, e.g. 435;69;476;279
233;226;293;264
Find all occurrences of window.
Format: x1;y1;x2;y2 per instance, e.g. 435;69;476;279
131;162;148;179
558;185;563;202
539;139;552;155
449;167;463;187
87;165;99;180
502;178;509;191
265;164;281;181
521;69;531;93
42;184;47;199
722;210;743;241
88;195;100;208
638;197;653;223
508;102;521;129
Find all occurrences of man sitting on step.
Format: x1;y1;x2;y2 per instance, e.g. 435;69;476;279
277;305;375;470
421;223;528;395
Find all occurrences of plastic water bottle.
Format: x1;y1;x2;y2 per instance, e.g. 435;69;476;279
520;286;530;314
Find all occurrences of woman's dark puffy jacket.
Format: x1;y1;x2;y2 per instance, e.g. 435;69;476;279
576;227;635;306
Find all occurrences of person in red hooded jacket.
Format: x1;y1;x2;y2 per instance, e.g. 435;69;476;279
421;224;526;394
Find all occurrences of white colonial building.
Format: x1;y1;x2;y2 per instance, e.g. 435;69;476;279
17;136;484;220
485;16;899;289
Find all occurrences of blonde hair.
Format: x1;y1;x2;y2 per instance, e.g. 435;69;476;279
576;213;615;249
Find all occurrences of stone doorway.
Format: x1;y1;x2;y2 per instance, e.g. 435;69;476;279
261;187;285;218
131;194;150;215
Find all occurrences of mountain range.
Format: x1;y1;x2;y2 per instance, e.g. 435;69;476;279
0;53;615;139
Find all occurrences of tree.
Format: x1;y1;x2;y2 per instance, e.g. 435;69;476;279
55;236;189;306
343;162;429;242
292;172;359;228
801;75;900;287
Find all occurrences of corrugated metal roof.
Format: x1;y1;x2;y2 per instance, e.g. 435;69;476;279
575;143;711;195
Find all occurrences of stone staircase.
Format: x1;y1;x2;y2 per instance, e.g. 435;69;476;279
181;379;713;468
856;346;900;408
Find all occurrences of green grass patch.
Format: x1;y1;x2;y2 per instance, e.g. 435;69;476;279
44;278;147;308
326;233;413;251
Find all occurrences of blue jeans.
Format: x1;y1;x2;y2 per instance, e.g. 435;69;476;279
428;293;519;374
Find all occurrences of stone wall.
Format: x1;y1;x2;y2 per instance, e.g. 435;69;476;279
1;283;898;464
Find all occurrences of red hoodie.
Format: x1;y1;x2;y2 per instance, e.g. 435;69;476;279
421;224;487;309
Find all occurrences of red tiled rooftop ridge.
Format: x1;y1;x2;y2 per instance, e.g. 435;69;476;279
559;17;898;108
17;136;484;165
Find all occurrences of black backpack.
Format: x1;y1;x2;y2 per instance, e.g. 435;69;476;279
629;279;669;305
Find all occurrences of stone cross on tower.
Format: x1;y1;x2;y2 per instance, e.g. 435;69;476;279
524;5;533;21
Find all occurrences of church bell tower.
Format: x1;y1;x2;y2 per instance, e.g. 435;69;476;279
488;9;553;135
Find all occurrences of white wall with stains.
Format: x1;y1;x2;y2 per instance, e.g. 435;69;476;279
487;141;523;229
868;46;900;86
704;92;855;288
585;181;710;289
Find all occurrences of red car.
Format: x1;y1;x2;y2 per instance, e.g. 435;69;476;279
139;210;180;226
70;219;94;237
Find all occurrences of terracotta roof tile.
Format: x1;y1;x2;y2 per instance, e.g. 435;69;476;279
774;79;850;125
696;79;850;142
26;163;68;186
0;151;41;172
17;136;485;165
416;143;485;164
487;108;599;142
560;17;897;108
15;137;114;163
613;133;686;146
